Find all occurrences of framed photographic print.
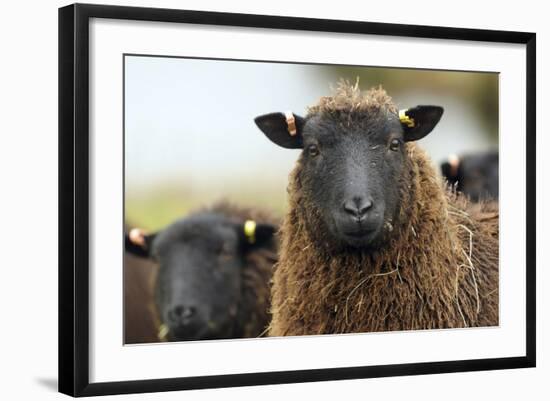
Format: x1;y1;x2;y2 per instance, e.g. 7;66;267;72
58;3;536;397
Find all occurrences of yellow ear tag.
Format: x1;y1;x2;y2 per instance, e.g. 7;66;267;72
399;109;415;128
243;220;257;244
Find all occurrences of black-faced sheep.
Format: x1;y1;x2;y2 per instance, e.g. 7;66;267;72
254;82;499;336
441;151;499;201
125;202;278;342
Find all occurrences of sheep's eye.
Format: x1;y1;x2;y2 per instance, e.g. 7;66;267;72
389;139;400;151
307;144;320;157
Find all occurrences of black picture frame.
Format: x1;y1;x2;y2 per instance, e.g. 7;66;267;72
58;3;536;397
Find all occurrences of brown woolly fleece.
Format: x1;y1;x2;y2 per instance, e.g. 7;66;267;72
269;86;499;336
124;202;279;343
308;82;398;116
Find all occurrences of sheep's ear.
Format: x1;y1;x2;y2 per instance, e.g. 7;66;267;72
254;112;305;149
237;220;277;250
125;228;156;258
399;106;444;142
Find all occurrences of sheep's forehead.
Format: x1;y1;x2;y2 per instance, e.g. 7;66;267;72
153;214;237;251
303;109;402;145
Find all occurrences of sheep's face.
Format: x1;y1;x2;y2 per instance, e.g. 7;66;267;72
125;213;275;341
255;102;442;249
298;112;405;248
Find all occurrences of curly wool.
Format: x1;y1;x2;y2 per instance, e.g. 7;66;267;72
269;142;499;336
307;80;398;117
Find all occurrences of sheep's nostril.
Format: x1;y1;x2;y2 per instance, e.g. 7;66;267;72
181;306;196;319
357;200;373;216
343;197;373;220
168;305;196;326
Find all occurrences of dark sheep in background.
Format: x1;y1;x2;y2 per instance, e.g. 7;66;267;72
440;151;499;201
125;202;278;342
255;82;498;336
124;245;158;344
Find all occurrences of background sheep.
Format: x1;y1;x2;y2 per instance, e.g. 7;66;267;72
440;150;499;201
125;202;278;342
124;245;159;344
254;82;498;336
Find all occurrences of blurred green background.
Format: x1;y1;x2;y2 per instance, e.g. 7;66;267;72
125;56;498;231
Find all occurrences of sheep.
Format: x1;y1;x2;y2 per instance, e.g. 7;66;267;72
440;151;499;201
125;202;278;342
124;244;159;344
254;82;499;336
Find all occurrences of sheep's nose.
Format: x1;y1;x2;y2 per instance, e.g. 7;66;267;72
167;305;197;327
343;197;373;221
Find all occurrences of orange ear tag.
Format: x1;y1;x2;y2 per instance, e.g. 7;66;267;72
129;228;147;247
285;111;297;136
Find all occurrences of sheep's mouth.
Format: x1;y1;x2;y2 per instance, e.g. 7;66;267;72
322;212;384;249
341;228;380;247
